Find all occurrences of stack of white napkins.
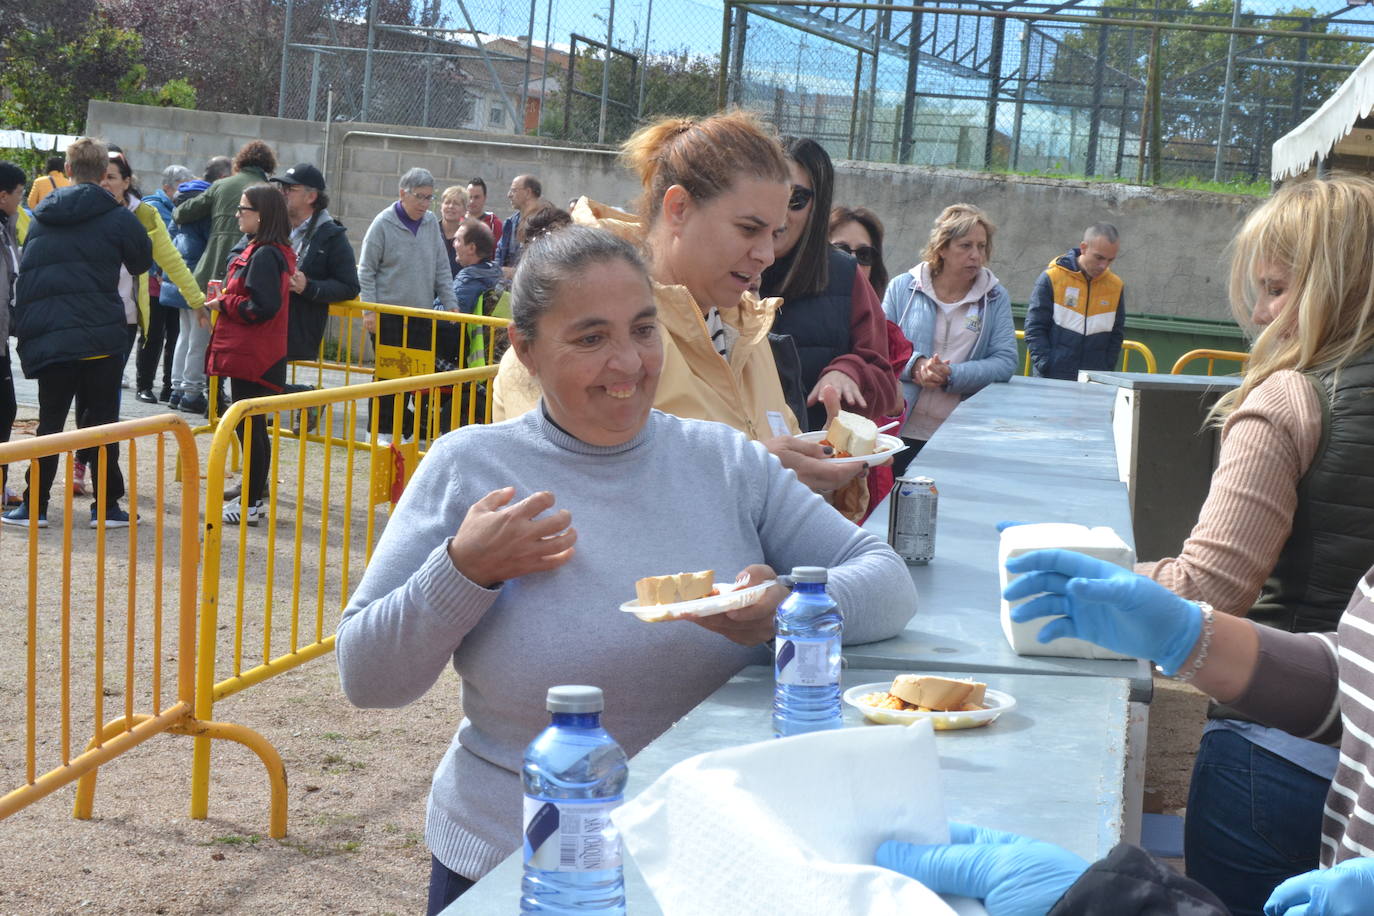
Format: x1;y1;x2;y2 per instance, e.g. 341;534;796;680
999;522;1136;660
612;722;988;916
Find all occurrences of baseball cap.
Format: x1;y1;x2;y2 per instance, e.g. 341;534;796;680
270;163;326;191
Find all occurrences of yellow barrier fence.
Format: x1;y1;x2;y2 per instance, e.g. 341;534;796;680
0;415;286;837
1170;348;1250;376
192;298;508;434
1015;330;1157;374
191;367;497;823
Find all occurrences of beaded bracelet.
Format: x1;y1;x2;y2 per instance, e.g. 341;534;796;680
1171;603;1215;683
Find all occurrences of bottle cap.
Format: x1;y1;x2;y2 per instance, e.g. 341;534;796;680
789;566;828;583
546;685;604;714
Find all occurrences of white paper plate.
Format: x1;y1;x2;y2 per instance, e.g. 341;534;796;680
795;431;907;467
621;580;776;623
843;681;1016;730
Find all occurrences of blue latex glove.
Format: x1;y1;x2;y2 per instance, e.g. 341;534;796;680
1003;549;1204;674
876;823;1089;916
1265;858;1374;915
995;520;1030;532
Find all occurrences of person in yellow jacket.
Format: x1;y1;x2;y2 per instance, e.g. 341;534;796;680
492;111;866;502
1023;223;1125;380
27;156;70;210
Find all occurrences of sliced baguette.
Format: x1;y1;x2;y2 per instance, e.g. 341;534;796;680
889;675;987;711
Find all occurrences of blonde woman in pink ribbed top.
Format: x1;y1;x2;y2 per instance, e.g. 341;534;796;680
1134;176;1374;916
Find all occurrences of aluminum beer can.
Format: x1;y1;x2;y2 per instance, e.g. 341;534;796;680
889;474;937;565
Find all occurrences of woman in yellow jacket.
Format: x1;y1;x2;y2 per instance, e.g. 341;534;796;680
492;111;866;501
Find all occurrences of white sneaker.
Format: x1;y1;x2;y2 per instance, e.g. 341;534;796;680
222;495;264;527
375;434;393;447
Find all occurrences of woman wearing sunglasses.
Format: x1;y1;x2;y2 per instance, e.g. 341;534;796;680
881;203;1017;476
761;137;900;434
829;205;889;301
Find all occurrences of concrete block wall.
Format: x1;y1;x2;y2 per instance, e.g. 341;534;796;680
88;101;1258;321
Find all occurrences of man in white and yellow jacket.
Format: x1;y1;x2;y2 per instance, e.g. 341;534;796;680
1023;224;1125;381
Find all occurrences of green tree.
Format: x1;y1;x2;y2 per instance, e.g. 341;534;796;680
1048;0;1364;169
542;49;720;143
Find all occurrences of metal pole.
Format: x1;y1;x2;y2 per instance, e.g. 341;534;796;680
537;0;555;135
983;16;1005;170
1148;24;1162;184
848;48;864;159
637;0;654;117
1010;22;1030;171
717;1;732;110
277;0;296;118
1085;23;1108;176
1213;0;1242;181
520;0;537;133
1291;21;1310;124
597;0;616;143
863;9;883;161
729;7;748;107
361;0;376;122
899;10;923;165
455;0;522;130
307;51;321;122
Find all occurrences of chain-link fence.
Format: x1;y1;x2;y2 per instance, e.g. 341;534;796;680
727;0;1374;185
276;0;725;144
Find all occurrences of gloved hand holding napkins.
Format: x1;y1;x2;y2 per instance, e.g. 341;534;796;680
611;720;989;916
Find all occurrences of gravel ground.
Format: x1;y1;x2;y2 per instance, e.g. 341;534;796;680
0;342;1207;913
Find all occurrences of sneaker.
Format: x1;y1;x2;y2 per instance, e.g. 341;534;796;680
90;505;133;529
2;502;48;528
168;392;183;410
179;393;208;414
73;460;89;496
222;495;263;527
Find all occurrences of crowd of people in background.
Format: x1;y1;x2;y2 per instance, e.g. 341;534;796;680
10;114;1374;916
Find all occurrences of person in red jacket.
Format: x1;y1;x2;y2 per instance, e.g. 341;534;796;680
204;184;296;527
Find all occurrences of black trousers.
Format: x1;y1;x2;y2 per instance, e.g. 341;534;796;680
0;347;16;491
231;361;287;506
135;299;179;392
29;356;125;511
889;436;927;479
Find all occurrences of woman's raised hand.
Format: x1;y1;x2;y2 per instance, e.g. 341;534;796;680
807;371;866;411
447;487;577;588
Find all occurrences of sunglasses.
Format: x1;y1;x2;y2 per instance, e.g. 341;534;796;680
831;241;877;267
788;184;815;211
236;205;257;213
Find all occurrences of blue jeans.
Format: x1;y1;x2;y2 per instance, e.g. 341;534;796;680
1184;728;1328;916
426;854;475;915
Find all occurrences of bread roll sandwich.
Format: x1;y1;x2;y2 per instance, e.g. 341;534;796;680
635;570;715;606
823;410;878;458
888;675;987;711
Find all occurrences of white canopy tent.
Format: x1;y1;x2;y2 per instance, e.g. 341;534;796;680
1271;49;1374;181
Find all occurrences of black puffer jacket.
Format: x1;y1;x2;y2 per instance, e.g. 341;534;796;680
15;183;152;377
288;213;360;360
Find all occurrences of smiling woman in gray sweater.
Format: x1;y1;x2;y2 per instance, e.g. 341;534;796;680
335;227;917;909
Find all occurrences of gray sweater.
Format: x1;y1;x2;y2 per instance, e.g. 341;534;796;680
336;408;917;879
357;204;458;311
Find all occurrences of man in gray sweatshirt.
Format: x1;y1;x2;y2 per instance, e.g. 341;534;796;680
358;166;459;440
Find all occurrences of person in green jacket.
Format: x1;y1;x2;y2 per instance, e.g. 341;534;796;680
173;140;277;289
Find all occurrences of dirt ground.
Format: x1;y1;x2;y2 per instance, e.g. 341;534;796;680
0;402;1212;915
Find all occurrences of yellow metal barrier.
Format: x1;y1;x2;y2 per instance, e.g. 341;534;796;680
191;367;497;822
0;416;285;838
1170;348;1250;376
1015;329;1157;375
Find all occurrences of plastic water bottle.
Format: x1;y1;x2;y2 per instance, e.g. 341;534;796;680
521;685;629;914
773;566;844;737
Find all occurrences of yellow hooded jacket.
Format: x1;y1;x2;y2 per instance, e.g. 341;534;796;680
492;198;799;441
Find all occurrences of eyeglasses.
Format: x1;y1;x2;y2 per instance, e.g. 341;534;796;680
236;205;257;213
831;241;877;267
788;184;815;211
406;189;435;202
